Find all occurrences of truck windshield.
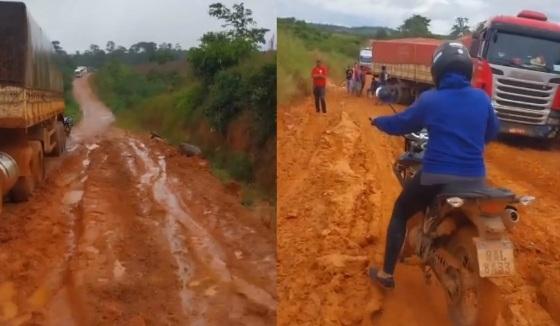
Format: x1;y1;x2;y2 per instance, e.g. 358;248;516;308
487;31;560;74
359;56;372;63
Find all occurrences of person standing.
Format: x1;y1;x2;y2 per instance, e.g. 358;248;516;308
345;65;353;94
352;63;361;96
359;67;367;97
311;60;327;113
367;75;377;98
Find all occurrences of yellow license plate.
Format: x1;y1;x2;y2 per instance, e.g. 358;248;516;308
473;238;515;277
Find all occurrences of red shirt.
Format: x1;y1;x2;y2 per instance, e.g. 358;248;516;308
312;65;327;87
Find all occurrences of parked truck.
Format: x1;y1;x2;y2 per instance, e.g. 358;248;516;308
0;1;67;213
359;47;373;74
372;10;560;141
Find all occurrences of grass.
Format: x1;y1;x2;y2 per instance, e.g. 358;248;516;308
278;19;366;105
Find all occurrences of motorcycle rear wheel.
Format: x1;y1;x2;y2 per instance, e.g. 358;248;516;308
446;227;500;326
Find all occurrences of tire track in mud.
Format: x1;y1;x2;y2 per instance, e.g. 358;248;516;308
126;138;276;325
0;76;276;326
278;85;560;326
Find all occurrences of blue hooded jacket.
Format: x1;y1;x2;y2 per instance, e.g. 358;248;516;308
373;73;499;177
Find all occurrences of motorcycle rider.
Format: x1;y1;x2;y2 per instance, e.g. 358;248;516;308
368;42;499;288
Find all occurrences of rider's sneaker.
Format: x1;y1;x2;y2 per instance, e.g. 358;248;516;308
368;266;395;289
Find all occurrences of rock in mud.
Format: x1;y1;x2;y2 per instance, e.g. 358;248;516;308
178;143;202;157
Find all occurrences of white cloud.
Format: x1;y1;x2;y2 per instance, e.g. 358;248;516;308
279;0;559;34
9;0;276;52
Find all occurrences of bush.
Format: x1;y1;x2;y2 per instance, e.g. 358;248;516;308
188;32;255;82
210;149;254;183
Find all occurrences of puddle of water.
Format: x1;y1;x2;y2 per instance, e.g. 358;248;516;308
127;140;205;323
63;190;84;206
127;138;276;320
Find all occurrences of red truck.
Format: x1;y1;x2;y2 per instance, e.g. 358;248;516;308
372;10;560;142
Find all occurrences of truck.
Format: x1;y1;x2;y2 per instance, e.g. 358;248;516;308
74;66;87;78
0;1;67;213
372;10;560;141
359;47;373;74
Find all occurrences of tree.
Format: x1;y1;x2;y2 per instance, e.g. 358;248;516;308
209;2;269;46
375;29;389;39
398;14;431;37
188;32;253;81
52;40;66;55
474;21;486;34
450;17;471;38
106;41;116;53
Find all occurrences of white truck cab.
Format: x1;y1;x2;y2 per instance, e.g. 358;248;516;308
74;66;87;78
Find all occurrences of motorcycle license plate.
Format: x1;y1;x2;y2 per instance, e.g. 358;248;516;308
473;238;515;277
508;128;526;135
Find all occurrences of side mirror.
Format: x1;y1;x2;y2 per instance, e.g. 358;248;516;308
376;86;397;104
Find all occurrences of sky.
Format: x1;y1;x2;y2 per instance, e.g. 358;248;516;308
8;0;276;52
278;0;560;35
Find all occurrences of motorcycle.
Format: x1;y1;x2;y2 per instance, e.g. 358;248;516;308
373;87;535;325
63;116;73;136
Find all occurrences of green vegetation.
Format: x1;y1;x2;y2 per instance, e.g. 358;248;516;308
278;18;365;105
52;42;81;122
306;22;396;38
278;13;466;104
450;17;472;38
87;2;276;203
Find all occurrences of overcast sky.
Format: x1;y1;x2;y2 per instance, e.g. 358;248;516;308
9;0;276;53
278;0;560;35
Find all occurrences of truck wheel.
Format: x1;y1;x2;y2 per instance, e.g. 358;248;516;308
10;142;42;202
28;141;45;183
52;121;66;156
11;176;34;202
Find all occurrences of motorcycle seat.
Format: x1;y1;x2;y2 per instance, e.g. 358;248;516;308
437;181;515;200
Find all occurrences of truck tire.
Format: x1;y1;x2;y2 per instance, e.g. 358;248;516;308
28;141;45;184
10;142;43;202
11;176;34;203
52;121;66;156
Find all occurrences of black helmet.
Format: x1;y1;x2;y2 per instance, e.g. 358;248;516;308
431;41;473;86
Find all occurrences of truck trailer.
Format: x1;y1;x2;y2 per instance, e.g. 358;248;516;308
372;10;560;141
0;1;67;213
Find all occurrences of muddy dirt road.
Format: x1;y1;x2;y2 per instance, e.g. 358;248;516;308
277;85;560;326
0;76;276;325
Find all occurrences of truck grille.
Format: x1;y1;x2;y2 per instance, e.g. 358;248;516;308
493;77;555;125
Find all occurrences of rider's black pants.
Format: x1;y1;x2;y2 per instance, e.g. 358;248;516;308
383;172;443;275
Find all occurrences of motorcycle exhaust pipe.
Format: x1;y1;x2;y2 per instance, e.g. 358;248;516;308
0;152;19;195
502;206;520;230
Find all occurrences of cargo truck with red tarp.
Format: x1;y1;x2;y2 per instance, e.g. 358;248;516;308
372;10;560;142
0;1;67;214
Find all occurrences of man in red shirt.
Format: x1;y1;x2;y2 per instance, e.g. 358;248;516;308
311;60;327;113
